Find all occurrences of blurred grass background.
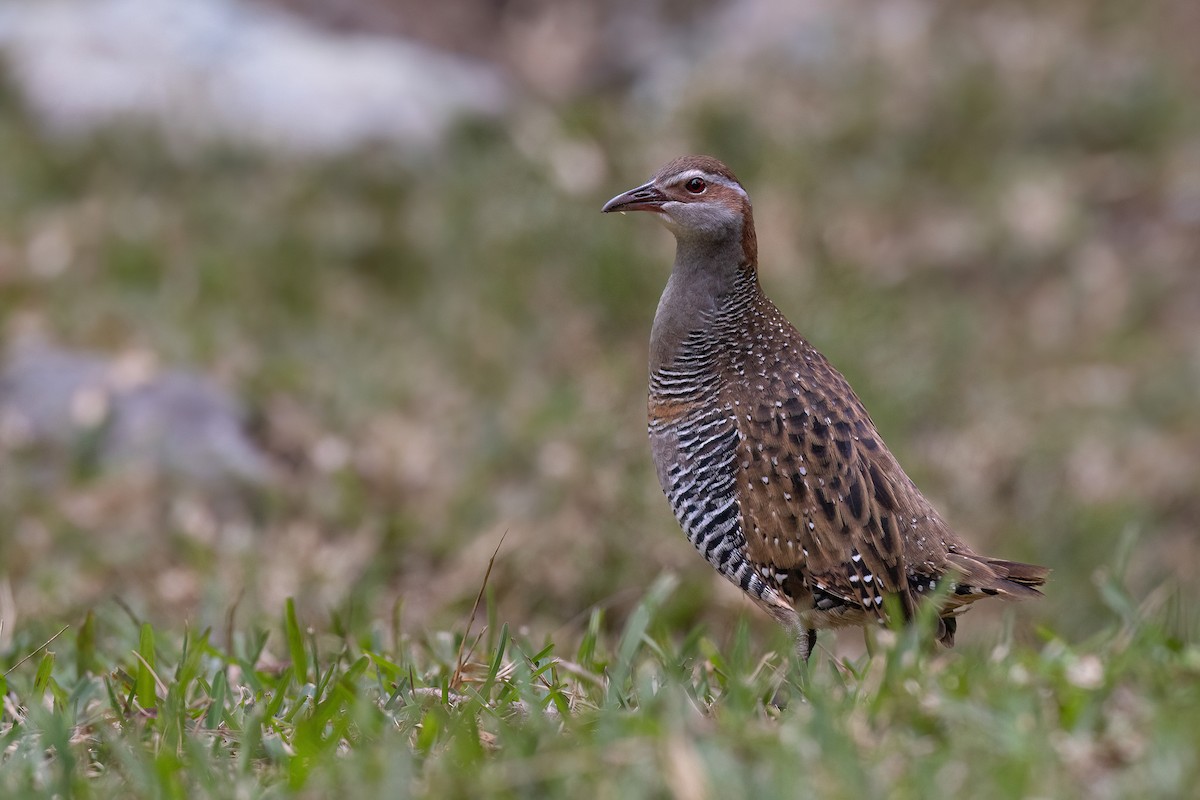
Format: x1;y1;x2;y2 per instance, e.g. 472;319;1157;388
0;0;1197;660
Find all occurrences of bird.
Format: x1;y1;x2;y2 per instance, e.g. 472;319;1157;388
602;155;1048;661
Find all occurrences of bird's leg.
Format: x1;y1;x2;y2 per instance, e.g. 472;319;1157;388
778;627;817;707
759;597;813;665
795;628;817;663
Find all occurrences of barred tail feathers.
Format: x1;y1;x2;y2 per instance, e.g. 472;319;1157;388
944;552;1049;600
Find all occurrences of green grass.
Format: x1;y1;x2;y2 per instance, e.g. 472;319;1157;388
1;573;1196;799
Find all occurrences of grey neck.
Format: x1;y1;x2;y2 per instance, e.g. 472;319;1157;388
649;232;755;374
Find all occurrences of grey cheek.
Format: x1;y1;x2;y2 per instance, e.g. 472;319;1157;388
692;206;739;234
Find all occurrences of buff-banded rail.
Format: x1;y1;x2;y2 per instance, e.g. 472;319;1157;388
603;155;1048;660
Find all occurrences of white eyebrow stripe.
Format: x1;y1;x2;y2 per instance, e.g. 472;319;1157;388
671;168;747;199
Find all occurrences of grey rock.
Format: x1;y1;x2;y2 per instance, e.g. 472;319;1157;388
0;342;274;488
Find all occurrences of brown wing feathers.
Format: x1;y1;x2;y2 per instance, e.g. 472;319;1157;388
735;324;910;612
729;295;1048;625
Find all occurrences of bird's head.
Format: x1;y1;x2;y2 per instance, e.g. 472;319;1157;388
602;155;757;266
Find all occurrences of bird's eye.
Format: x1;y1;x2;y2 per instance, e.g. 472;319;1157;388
685;177;707;194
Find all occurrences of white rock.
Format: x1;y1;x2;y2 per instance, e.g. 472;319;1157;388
0;0;509;155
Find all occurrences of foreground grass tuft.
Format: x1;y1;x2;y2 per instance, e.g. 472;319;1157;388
1;576;1196;799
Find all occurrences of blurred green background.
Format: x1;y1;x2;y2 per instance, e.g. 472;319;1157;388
0;0;1196;656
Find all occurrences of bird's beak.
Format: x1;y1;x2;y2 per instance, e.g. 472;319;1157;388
602;181;667;213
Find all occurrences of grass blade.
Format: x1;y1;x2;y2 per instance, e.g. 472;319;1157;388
285;598;309;684
136;622;157;711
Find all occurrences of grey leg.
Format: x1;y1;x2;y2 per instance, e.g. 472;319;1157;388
796;628;817;662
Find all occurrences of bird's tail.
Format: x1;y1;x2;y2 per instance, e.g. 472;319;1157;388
985;558;1050;598
933;555;1048;647
944;553;1050;600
